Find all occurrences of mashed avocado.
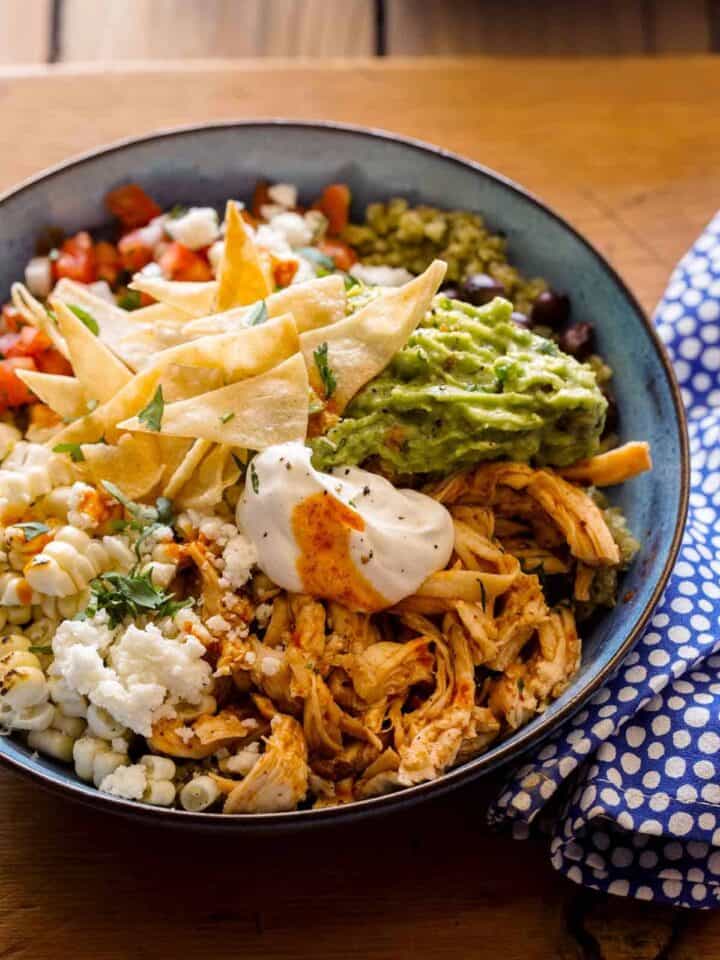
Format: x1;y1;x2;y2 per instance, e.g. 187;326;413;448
312;295;607;477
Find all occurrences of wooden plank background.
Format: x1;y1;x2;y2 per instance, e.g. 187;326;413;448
0;0;718;64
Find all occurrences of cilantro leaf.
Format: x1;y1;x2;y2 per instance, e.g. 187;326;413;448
167;204;188;220
28;645;52;655
298;247;335;272
343;273;360;290
219;411;235;424
53;442;85;463
118;289;142;311
313;342;336;400
89;570;191;628
246;301;268;326
13;522;49;542
250;462;260;494
68;304;99;336
137;385;164;432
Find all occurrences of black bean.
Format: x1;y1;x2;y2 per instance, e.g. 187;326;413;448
530;290;571;330
511;311;531;329
461;273;505;306
559;321;595;360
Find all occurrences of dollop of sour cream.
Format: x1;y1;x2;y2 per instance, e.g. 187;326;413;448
237;442;454;613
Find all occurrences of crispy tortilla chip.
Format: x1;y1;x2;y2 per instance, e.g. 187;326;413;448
163;438;213;499
182;275;346;338
216;201;272;311
128;277;217;318
174;444;241;511
51;298;133;404
81;433;164;500
53;278;129;342
10;283;69;358
299;259;446;413
119;353;309;447
14;370;89;420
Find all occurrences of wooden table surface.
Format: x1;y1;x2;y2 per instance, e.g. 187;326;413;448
0;57;719;959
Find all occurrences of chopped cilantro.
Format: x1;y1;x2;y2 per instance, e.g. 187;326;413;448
89;570;191;628
538;340;559;356
343;273;360;290
219;411;235;424
167;204;188;220
53;442;85;463
313;342;337;400
13;522;49;542
246;301;268;326
137;385;164;432
250;462;260;494
117;289;142;311
28;645;52;655
68;304;99;336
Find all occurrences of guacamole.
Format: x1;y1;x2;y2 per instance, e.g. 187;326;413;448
312;295;607;477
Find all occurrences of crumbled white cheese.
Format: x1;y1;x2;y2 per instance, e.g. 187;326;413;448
135;260;164;280
174;725;196;744
181;511;236;548
244;651;257;665
24;257;53;298
225;742;260;776
349;264;415;287
221;534;257;590
267;183;298;208
208;240;225;276
260;655;282;677
137;215;167;249
87;280;116;304
267;212;313;249
136;524;174;558
99;763;147;800
206;614;231;634
165;207;220;251
254;602;273;628
51;615;212;737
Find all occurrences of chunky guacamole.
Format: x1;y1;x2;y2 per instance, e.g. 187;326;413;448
312;294;607;477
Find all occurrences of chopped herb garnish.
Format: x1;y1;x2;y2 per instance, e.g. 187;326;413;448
89;570;191;628
167;204;188;220
313;342;336;400
13;522;49;542
117;289;142;311
297;247;335;273
250;462;260;494
246;301;268;326
53;442;85;463
538;340;559;356
28;645;52;655
343;273;360;290
137;385;164;432
517;678;525;692
219;411;235;424
68;304;99;336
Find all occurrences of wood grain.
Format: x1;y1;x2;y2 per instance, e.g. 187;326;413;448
0;56;719;957
60;0;375;60
0;0;50;64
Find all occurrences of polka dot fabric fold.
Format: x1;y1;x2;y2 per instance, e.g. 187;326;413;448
489;213;720;909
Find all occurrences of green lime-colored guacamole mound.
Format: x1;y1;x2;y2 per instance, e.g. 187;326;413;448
311;295;607;477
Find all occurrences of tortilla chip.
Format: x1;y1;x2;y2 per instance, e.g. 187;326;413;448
216;201;272;311
128;277;217;318
51;298;133;404
53;278;129;342
118;353;309;447
81;433;164;500
182;274;346;338
10;283;69;358
163;438;213;499
174;444;241;511
299;259;446;413
14;370;89;420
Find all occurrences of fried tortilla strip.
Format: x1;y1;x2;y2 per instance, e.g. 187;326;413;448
174;443;241;511
216;200;272;311
119;353;309;447
51;299;133;404
81;433;164;500
53;279;139;357
299;259;446;413
560;441;652;486
14;370;89;421
129;276;217;318
162;438;213;499
224;714;309;814
10;283;70;358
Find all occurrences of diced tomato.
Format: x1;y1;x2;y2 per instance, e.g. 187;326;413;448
273;259;299;289
251;180;272;219
0;325;52;359
117;229;154;273
35;348;73;376
54;231;97;284
95;241;121;286
106;184;162;229
1;304;22;333
0;357;37;409
313;184;351;235
158;242;213;282
318;238;357;272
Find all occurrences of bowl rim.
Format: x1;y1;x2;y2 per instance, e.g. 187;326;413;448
0;119;690;829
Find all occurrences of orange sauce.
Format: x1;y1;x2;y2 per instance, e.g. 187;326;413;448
291;492;389;613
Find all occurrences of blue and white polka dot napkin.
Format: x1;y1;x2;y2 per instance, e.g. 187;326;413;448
490;213;720;909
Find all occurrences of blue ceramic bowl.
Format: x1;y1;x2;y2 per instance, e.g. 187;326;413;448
0;122;688;828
